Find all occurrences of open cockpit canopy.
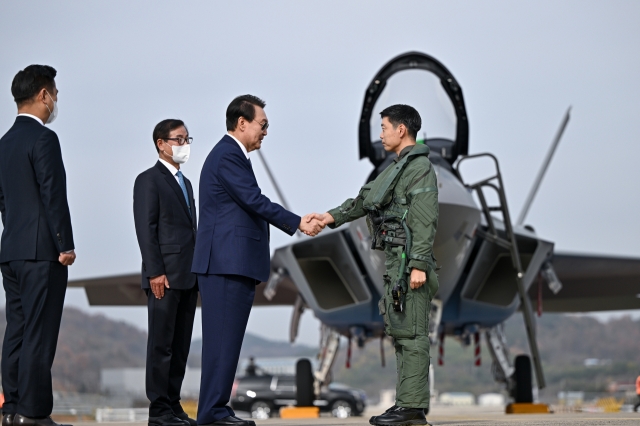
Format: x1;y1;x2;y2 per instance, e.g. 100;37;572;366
359;52;469;170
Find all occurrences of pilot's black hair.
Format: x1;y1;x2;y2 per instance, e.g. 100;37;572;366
11;65;57;106
380;104;422;141
152;119;188;153
226;94;266;131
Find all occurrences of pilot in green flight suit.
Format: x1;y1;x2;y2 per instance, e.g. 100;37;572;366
312;104;438;426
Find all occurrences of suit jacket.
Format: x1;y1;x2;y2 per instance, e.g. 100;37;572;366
0;116;74;262
192;135;300;282
134;161;197;290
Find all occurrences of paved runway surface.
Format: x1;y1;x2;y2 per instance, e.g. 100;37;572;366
75;407;640;426
241;412;640;425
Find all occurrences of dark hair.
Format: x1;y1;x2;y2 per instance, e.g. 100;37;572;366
152;119;187;152
226;94;266;131
380;104;422;140
11;65;57;106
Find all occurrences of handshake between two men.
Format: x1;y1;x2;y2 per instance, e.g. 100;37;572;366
297;212;335;236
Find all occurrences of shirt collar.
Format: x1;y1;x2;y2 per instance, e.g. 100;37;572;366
17;113;44;126
159;158;179;176
394;145;415;162
227;133;250;159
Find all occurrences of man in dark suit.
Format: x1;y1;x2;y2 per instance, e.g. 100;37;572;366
0;65;75;426
192;95;324;426
134;119;198;426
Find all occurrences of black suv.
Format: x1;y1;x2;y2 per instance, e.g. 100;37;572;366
231;374;366;419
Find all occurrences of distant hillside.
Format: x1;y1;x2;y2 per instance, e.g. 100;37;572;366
0;307;637;401
330;313;640;401
0;307;147;393
188;332;316;367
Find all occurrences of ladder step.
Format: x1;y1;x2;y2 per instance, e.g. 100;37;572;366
488;207;503;211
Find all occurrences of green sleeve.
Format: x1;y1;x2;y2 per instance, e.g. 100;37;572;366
327;183;372;228
406;168;439;272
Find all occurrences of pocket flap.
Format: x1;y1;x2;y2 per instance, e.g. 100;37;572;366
378;297;386;315
235;225;261;241
160;244;181;254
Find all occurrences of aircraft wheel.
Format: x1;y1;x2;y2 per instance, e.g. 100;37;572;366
296;359;315;406
513;354;533;403
331;399;353;418
250;400;274;419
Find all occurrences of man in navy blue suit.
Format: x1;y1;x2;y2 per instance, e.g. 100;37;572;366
192;95;323;426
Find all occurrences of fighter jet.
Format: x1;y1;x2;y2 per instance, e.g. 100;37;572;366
70;52;640;403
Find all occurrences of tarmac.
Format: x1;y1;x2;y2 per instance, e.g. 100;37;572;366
74;406;640;426
245;406;640;425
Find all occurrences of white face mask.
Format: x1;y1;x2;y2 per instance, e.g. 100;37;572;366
166;143;190;164
44;91;58;124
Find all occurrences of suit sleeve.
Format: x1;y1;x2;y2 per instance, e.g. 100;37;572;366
32;130;74;252
133;173;165;278
0;175;5;226
217;153;300;236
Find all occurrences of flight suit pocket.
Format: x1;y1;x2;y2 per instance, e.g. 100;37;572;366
386;289;416;338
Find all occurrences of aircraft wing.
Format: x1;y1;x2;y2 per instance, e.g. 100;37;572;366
530;252;640;312
68;273;299;307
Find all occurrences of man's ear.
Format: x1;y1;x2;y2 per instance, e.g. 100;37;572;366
398;123;406;138
156;139;164;152
36;88;48;104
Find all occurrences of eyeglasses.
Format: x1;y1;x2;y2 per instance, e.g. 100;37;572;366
254;119;269;131
163;137;193;146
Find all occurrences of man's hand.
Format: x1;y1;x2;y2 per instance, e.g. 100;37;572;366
305;212;335;227
150;274;170;299
299;215;325;237
58;250;76;266
410;268;427;290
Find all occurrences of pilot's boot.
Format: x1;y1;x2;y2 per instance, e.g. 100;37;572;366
369;405;398;425
370;407;429;426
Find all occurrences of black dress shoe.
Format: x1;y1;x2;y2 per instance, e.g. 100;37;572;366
230;417;255;426
2;414;15;426
174;413;196;426
149;414;188;426
14;415;71;426
371;407;429;426
203;416;255;426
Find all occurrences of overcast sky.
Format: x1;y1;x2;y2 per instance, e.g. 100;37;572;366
1;1;639;346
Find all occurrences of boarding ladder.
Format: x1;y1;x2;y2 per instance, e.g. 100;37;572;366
455;153;545;389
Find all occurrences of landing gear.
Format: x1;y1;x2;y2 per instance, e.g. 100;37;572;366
486;325;535;403
512;355;534;403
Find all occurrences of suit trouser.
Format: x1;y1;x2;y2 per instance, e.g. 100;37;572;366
196;274;256;424
146;285;198;417
1;260;67;417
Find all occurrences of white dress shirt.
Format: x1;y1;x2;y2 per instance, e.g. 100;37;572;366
17;113;44;126
227;133;249;159
159;158;181;183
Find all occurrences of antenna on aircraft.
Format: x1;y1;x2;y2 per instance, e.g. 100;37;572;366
256;149;292;211
256;149;303;238
517;106;571;225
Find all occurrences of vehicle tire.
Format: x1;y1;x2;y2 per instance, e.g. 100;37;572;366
330;399;353;419
513;354;533;403
296;358;315;406
250;400;274;419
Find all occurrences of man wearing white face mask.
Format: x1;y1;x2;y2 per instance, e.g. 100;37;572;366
134;119;198;426
0;65;75;426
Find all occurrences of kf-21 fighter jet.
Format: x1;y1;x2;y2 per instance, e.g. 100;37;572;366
71;52;640;404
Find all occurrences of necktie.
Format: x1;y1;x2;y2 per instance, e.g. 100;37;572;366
176;171;191;212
